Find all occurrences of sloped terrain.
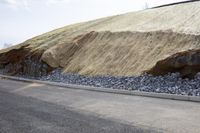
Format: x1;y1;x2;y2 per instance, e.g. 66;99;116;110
1;1;200;77
42;31;200;76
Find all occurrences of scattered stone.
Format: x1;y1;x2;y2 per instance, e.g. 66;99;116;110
1;68;200;97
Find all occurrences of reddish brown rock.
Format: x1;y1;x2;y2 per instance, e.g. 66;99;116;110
146;49;200;79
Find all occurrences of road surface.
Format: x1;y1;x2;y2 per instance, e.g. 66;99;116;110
0;79;200;133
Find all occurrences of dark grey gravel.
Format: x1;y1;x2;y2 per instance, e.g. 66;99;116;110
1;68;200;97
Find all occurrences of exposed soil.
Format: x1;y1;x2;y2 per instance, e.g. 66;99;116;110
1;31;200;78
0;46;53;77
42;31;200;76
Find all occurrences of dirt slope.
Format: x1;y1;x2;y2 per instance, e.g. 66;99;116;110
1;1;200;77
42;31;200;76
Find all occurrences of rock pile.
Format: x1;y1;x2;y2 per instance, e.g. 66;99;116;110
1;68;200;96
34;69;200;97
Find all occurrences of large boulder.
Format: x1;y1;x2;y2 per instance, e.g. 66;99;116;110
146;49;200;79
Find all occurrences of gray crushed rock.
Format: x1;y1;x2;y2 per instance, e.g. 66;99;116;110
1;68;200;97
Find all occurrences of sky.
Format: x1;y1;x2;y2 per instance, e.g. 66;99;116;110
0;0;185;49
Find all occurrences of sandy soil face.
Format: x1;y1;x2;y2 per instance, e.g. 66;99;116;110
42;31;200;76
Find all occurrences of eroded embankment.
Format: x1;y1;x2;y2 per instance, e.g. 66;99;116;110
42;31;200;76
1;31;200;77
0;46;53;77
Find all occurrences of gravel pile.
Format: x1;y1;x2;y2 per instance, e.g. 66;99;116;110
1;68;200;96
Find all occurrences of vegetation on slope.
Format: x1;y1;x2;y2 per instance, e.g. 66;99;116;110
1;1;200;77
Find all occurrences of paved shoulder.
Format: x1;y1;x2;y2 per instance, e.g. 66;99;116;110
0;90;157;133
0;79;200;133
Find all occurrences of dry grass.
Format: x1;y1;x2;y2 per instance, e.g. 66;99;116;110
1;1;200;76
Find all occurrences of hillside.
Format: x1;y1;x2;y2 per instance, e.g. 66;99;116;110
1;1;200;78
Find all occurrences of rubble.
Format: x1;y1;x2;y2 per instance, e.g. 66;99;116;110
2;69;198;96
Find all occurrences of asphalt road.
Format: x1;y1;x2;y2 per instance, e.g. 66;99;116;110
0;80;157;133
0;79;200;133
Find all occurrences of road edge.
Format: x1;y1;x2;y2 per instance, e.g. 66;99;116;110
0;74;200;102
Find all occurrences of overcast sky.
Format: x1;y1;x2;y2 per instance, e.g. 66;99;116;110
0;0;184;49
